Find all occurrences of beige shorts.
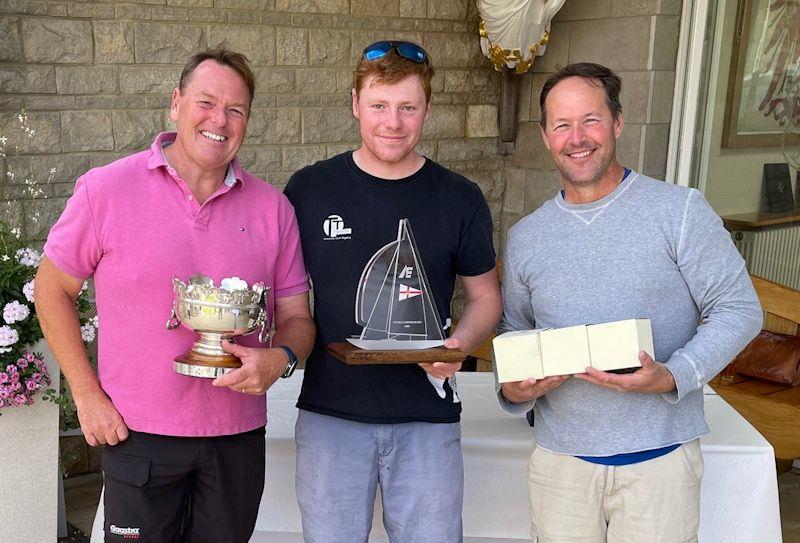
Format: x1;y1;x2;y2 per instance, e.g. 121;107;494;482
527;439;703;543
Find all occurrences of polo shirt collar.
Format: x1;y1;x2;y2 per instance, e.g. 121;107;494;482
146;131;244;188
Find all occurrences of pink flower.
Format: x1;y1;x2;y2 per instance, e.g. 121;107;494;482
5;365;17;374
31;372;42;382
14;394;27;405
0;372;8;383
24;351;36;363
17;358;29;370
0;386;11;398
25;379;37;391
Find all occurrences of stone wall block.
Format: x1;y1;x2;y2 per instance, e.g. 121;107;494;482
23;96;76;111
236;146;282;173
659;0;682;15
335;69;355;92
214;0;271;9
0;17;22;61
641;123;670;177
21;19;92;63
470;168;505;203
424;33;481;67
168;0;214;6
351;0;399;16
94;21;135;64
4;154;89;188
616;123;642;171
297;69;338;94
282;145;327;171
511;122;555;170
309;29;350;66
568;17;650;71
55;67;119;95
61;110;114;152
247;108;301;144
302;107;357;143
524;169;562;214
134;22;204;63
650;70;675;124
112;110;163;152
349;30;376;65
189;8;228;22
428;0;468;20
0;1;48;15
25;198;68;240
0;66;55;94
399;0;427;18
120;67;181;94
650;15;680;70
415;140;437;160
277;0;349;14
0;112;60;154
466;104;498;138
256;69;295;93
437;138;497;162
444;70;469;92
207;25;275;65
423;105;466;139
619;71;651;124
277;27;307;65
528;73;549;123
503;167;526;214
611;0;659;17
67;3;115;18
553;0;611;21
469;69;500;93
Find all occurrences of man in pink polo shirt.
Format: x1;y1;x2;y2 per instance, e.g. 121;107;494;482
35;47;314;542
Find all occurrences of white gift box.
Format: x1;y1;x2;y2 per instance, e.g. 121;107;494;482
493;318;653;382
587;318;653;371
539;325;591;376
491;330;545;382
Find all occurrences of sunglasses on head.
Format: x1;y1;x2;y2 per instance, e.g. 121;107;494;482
363;41;427;64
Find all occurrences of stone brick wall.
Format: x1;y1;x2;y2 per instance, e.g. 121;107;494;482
501;0;682;252
0;0;504;248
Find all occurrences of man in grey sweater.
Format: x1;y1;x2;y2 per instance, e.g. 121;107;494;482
498;62;762;542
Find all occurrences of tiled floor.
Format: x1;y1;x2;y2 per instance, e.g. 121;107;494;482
65;470;800;542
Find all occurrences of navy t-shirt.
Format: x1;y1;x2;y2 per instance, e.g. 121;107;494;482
284;152;495;424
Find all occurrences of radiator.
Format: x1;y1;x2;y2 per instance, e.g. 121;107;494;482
731;226;800;291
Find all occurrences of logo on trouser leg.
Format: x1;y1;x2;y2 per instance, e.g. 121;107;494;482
109;525;141;539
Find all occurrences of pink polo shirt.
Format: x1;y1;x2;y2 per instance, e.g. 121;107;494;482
44;132;309;436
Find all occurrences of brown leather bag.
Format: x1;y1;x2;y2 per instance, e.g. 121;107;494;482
732;330;800;387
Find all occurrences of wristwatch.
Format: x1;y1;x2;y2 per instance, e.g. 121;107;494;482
277;345;299;378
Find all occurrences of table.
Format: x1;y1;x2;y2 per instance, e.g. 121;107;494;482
92;372;782;542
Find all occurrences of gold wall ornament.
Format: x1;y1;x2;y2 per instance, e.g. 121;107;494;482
477;0;565;74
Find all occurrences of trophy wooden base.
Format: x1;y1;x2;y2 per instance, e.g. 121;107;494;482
174;351;241;379
327;342;466;365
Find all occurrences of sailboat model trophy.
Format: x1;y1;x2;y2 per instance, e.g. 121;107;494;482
327;219;466;365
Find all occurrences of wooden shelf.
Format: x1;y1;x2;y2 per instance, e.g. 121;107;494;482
722;209;800;230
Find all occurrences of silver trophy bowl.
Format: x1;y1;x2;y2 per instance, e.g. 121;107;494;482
166;274;270;378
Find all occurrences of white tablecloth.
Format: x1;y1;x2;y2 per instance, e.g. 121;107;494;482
93;372;782;543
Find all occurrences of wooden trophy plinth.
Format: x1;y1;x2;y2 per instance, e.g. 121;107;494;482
174;350;241;378
327;342;466;365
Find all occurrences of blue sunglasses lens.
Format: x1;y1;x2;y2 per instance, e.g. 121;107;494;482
363;41;426;64
364;41;393;61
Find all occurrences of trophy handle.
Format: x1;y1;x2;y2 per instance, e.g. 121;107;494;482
257;311;270;344
166;306;181;330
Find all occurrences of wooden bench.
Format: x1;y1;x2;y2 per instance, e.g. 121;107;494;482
710;276;800;463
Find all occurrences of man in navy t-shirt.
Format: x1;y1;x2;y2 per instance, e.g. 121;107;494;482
284;41;502;543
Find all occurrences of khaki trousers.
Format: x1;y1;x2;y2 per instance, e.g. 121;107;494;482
527;440;703;543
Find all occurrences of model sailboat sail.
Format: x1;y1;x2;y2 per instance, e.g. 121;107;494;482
348;219;446;350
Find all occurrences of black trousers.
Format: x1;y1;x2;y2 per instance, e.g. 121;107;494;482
102;427;266;543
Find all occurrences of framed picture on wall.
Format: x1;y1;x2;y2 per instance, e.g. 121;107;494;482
722;0;800;149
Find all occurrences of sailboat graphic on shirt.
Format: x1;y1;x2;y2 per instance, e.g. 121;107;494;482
347;218;448;350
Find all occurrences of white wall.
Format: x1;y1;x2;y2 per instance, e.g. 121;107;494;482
698;0;795;215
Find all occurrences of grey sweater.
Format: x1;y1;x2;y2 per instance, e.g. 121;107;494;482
498;171;762;456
